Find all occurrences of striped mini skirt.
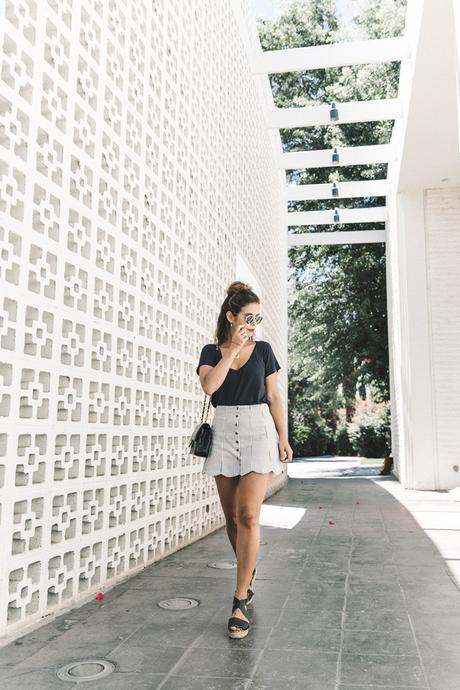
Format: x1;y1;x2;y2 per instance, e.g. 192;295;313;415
201;403;285;478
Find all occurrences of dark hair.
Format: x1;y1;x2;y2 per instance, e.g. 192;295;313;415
214;281;260;346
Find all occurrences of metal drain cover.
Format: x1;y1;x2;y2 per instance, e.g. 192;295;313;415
157;597;199;610
207;560;237;569
56;659;115;683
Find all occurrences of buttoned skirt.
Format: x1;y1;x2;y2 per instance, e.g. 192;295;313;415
201;403;285;478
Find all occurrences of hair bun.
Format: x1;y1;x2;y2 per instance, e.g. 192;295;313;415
227;280;251;298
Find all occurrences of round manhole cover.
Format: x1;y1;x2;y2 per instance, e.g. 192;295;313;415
207;560;237;569
157;597;199;610
56;659;115;683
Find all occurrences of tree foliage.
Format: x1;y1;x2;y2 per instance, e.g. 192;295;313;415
257;0;407;454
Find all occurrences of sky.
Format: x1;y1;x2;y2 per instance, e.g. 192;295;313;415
251;0;356;23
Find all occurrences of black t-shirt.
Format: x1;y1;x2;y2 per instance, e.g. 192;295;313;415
196;339;281;408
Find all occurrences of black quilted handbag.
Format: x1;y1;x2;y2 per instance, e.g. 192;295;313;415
188;394;213;457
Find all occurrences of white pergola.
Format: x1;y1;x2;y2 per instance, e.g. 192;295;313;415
234;0;460;494
240;20;410;247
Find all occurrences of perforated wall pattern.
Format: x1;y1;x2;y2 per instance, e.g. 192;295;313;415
0;0;286;637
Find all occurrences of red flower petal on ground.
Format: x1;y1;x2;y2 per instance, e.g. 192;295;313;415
95;592;104;600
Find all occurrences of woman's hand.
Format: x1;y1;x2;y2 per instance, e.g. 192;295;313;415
278;437;293;463
230;325;250;354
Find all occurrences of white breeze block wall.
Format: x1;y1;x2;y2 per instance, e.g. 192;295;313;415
425;187;460;489
0;0;286;639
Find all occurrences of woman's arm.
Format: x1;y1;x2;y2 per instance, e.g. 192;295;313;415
265;374;288;441
198;345;241;396
266;373;293;463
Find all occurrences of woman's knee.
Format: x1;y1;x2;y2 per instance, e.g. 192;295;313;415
236;510;259;529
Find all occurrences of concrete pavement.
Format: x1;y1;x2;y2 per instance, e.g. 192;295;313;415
0;464;459;689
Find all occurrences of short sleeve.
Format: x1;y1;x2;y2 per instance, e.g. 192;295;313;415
196;344;217;375
264;342;281;377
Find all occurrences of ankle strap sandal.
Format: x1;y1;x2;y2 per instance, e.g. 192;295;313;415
227;595;250;639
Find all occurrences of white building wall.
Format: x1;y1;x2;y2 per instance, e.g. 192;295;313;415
387;0;460;489
424;187;460;489
0;0;286;640
387;186;460;491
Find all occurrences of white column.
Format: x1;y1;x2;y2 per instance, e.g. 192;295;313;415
396;190;439;490
385;189;406;484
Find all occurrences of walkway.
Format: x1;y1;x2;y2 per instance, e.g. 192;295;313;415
1;467;459;689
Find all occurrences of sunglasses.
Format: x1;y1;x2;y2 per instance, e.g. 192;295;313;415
244;313;263;326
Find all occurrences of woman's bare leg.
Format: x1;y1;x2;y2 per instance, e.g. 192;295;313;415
231;470;272;630
214;475;240;555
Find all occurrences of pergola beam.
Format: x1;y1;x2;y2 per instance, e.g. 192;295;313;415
281;144;395;169
269;98;401;129
285;179;389;200
287;206;388;226
254;37;409;73
288;230;386;246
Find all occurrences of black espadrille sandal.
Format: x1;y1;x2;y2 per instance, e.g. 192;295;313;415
227;595;250;639
246;566;257;605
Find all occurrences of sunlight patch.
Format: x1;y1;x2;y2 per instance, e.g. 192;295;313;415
259;504;306;528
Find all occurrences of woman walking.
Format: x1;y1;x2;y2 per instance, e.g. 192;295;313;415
196;281;293;638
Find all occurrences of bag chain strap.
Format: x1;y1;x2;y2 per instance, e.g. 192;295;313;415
200;394;211;424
